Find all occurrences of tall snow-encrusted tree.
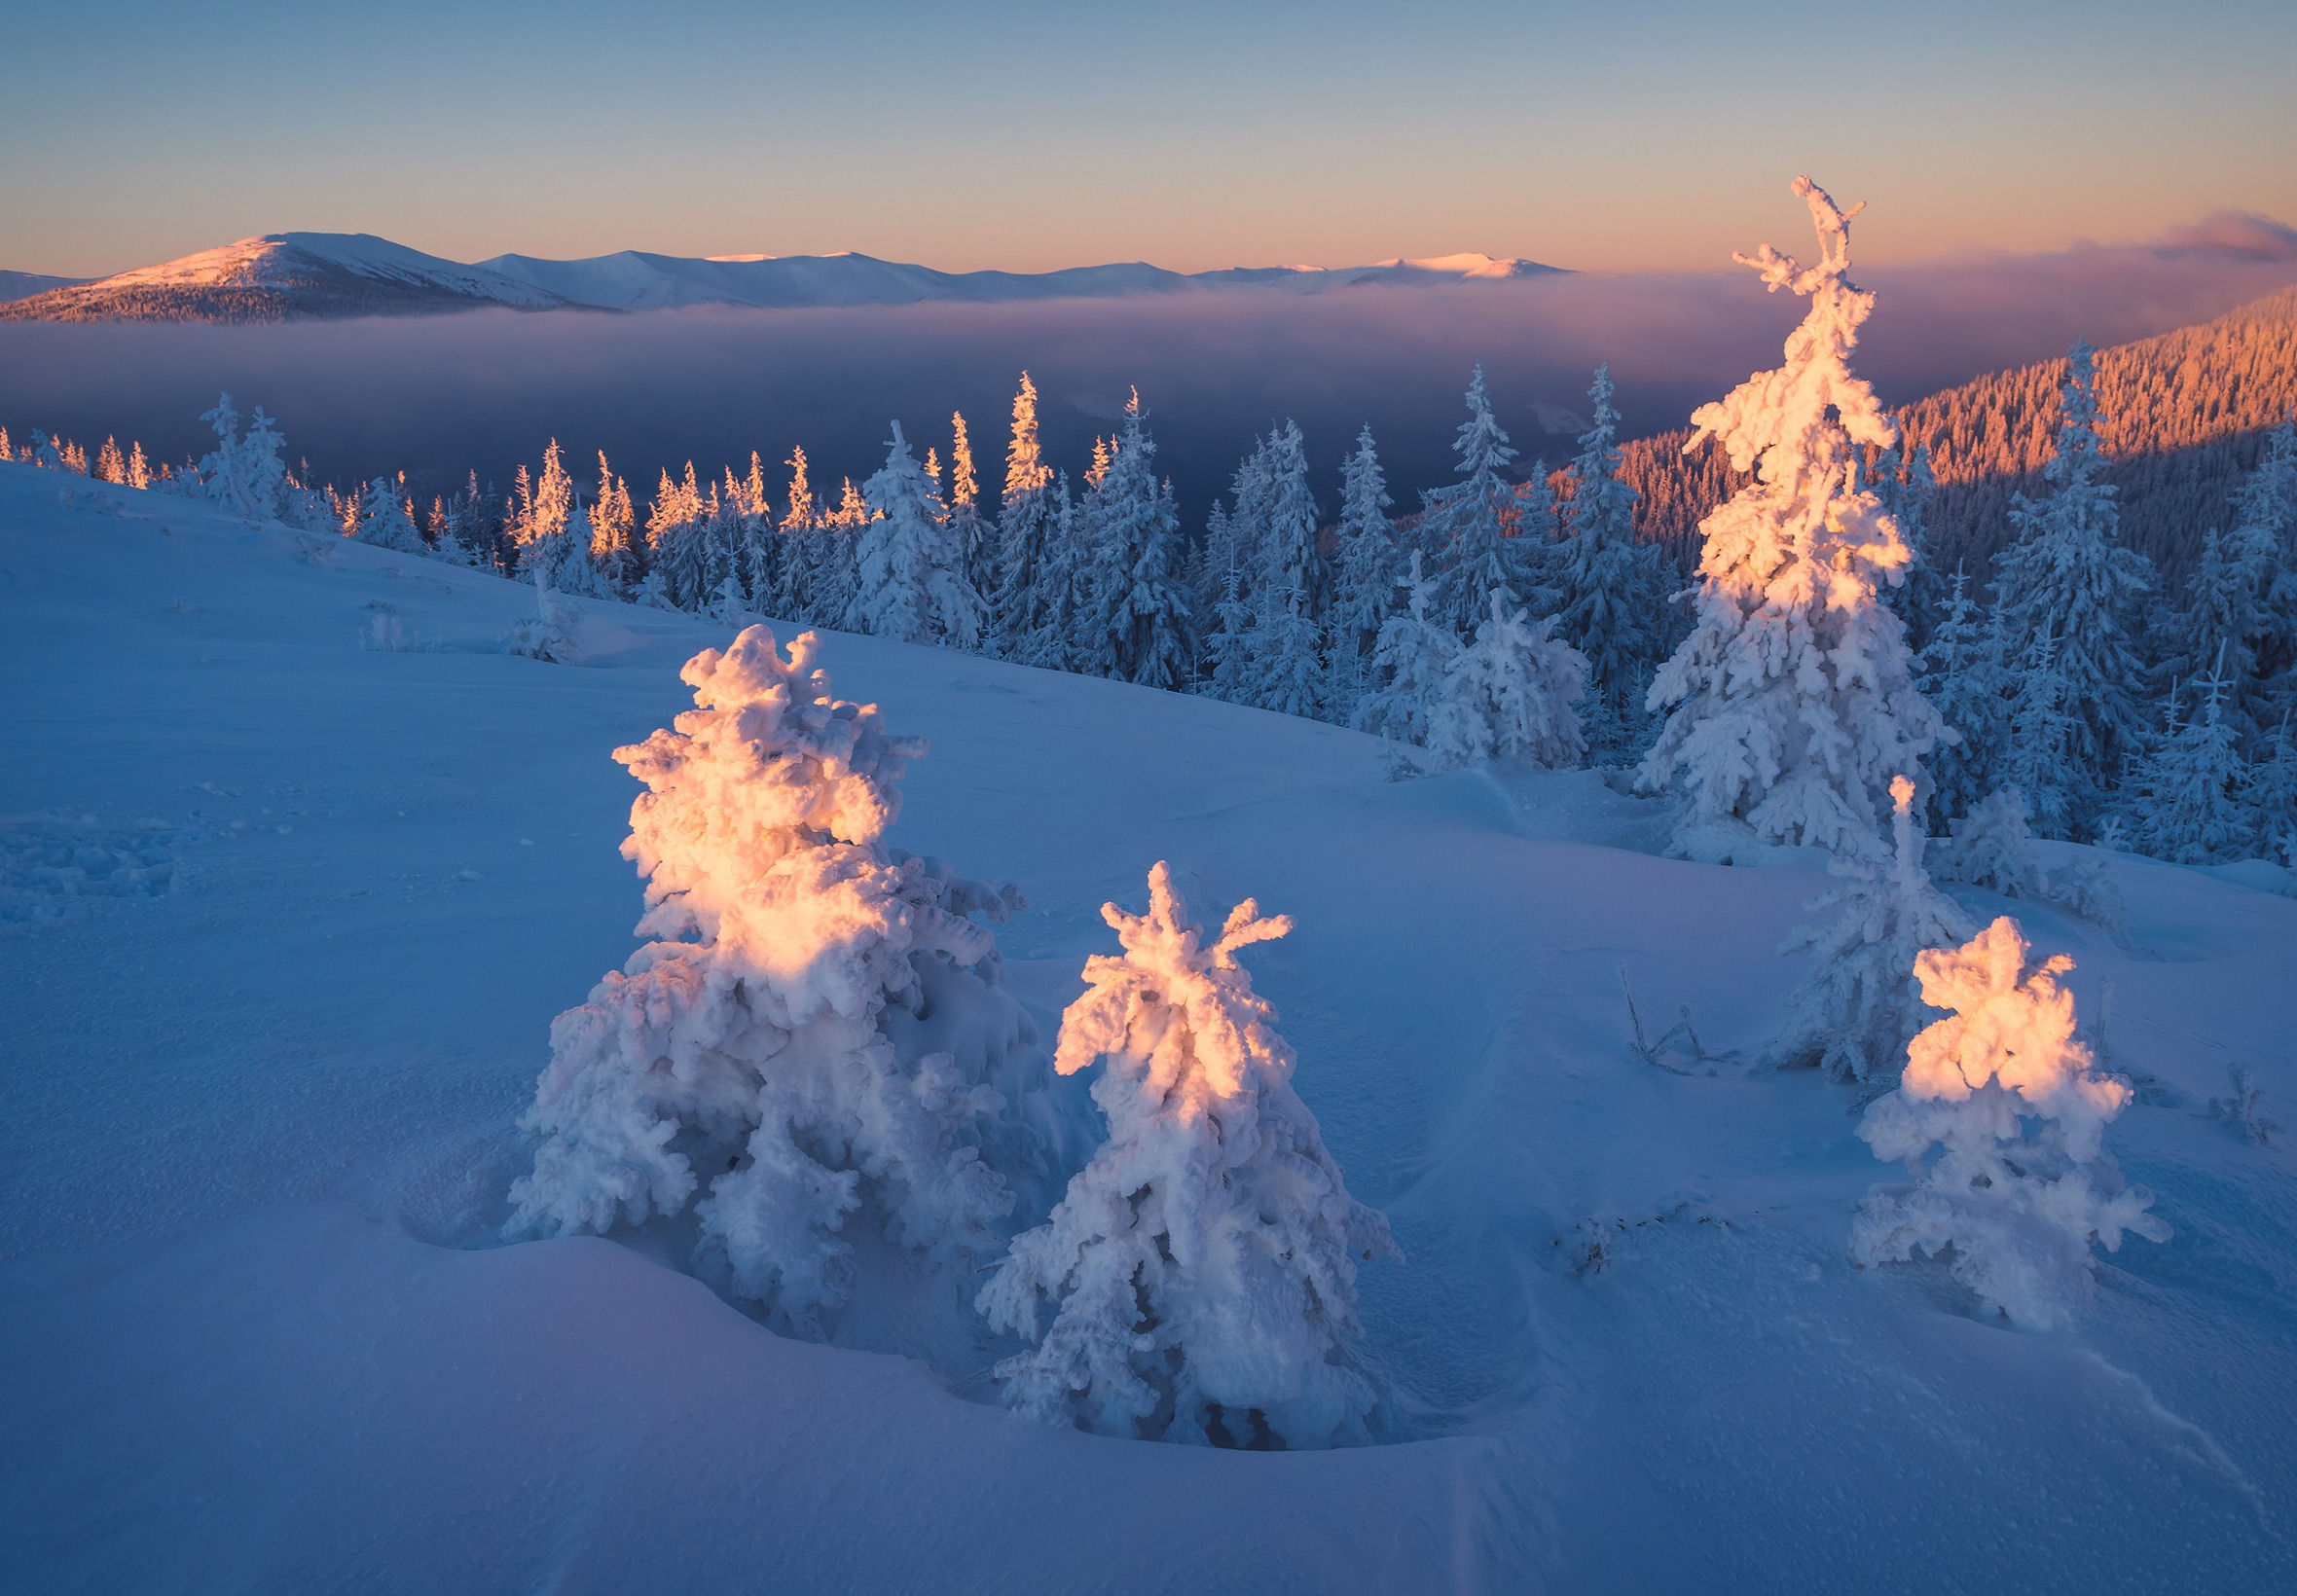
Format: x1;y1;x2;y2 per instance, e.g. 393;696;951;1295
1021;474;1087;672
1353;552;1462;749
1768;775;1976;1082
590;452;638;592
2002;627;2085;839
351;475;423;552
1555;365;1670;762
2128;660;2252;863
1918;562;2006;820
1251;587;1326;720
1990;342;2156;831
1851;916;2169;1331
1257;420;1327;621
1637;177;1947;861
2237;417;2297;693
945;410;998;606
1327;426;1400;718
519;440;607;597
1090;394;1193;691
646;463;711;610
980;862;1398;1447
854;421;985;647
1425;589;1588;771
196;392;289;521
1422;366;1526;637
991;375;1058;660
506;627;1050;1329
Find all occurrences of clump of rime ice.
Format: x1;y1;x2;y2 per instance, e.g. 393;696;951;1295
979;863;1399;1448
506;625;1049;1331
1637;177;1947;862
1850;916;2169;1330
1768;775;1974;1083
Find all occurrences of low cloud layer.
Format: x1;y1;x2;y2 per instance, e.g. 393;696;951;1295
3;214;2290;529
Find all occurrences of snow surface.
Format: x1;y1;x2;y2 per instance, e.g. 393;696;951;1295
3;460;2295;1592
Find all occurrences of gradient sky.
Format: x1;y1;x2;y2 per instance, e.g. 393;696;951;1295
3;0;2292;278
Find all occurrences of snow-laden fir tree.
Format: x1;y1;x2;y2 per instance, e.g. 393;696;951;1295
351;476;423;552
1424;589;1588;772
1872;442;1943;650
1850;916;2169;1330
646;463;711;610
2246;710;2297;864
1089;393;1193;691
1327;427;1400;719
1257;420;1328;622
1205;551;1254;707
196;393;288;521
1637;177;1947;862
1353;552;1461;750
991;375;1057;658
1250;587;1326;719
2127;658;2252;863
519;441;609;598
1555;365;1670;763
853;422;985;647
1020;473;1087;672
507;626;1051;1329
2238;417;2297;696
979;862;1398;1447
1916;562;2004;820
1990;342;2156;833
590;452;638;592
1422;366;1529;637
1768;775;1975;1082
945;410;999;605
2001;627;2084;839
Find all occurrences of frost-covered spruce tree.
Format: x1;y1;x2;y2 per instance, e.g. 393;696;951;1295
1327;426;1399;718
1556;365;1670;763
1926;783;2129;931
1425;589;1588;771
1851;916;2169;1330
944;411;998;604
1917;562;2004;820
1768;775;1975;1082
1422;366;1525;637
1354;552;1461;749
2002;627;2084;839
1205;557;1254;706
1092;394;1193;691
196;392;289;521
1020;473;1086;672
992;376;1057;657
1258;420;1328;623
2246;710;2297;864
352;476;424;552
507;626;1049;1329
1250;587;1326;719
1637;178;1946;862
853;422;984;647
979;863;1398;1447
1873;442;1944;650
2128;662;2252;863
1991;342;2156;829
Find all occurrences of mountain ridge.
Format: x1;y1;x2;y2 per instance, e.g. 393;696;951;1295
0;233;1564;323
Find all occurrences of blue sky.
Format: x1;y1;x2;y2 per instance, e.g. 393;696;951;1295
2;0;2291;276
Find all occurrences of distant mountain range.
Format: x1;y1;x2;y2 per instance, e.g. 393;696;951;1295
0;233;1563;323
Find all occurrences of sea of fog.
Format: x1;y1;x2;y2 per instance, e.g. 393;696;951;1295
4;231;2292;528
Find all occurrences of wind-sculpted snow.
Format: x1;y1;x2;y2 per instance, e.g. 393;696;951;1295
981;863;1399;1448
1852;917;2169;1330
507;625;1050;1328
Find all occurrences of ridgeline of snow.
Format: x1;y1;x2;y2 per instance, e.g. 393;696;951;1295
0;234;573;322
0;234;1564;321
3;460;2294;1592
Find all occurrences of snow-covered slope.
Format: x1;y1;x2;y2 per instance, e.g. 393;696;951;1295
0;234;576;323
0;269;88;304
3;462;2292;1592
